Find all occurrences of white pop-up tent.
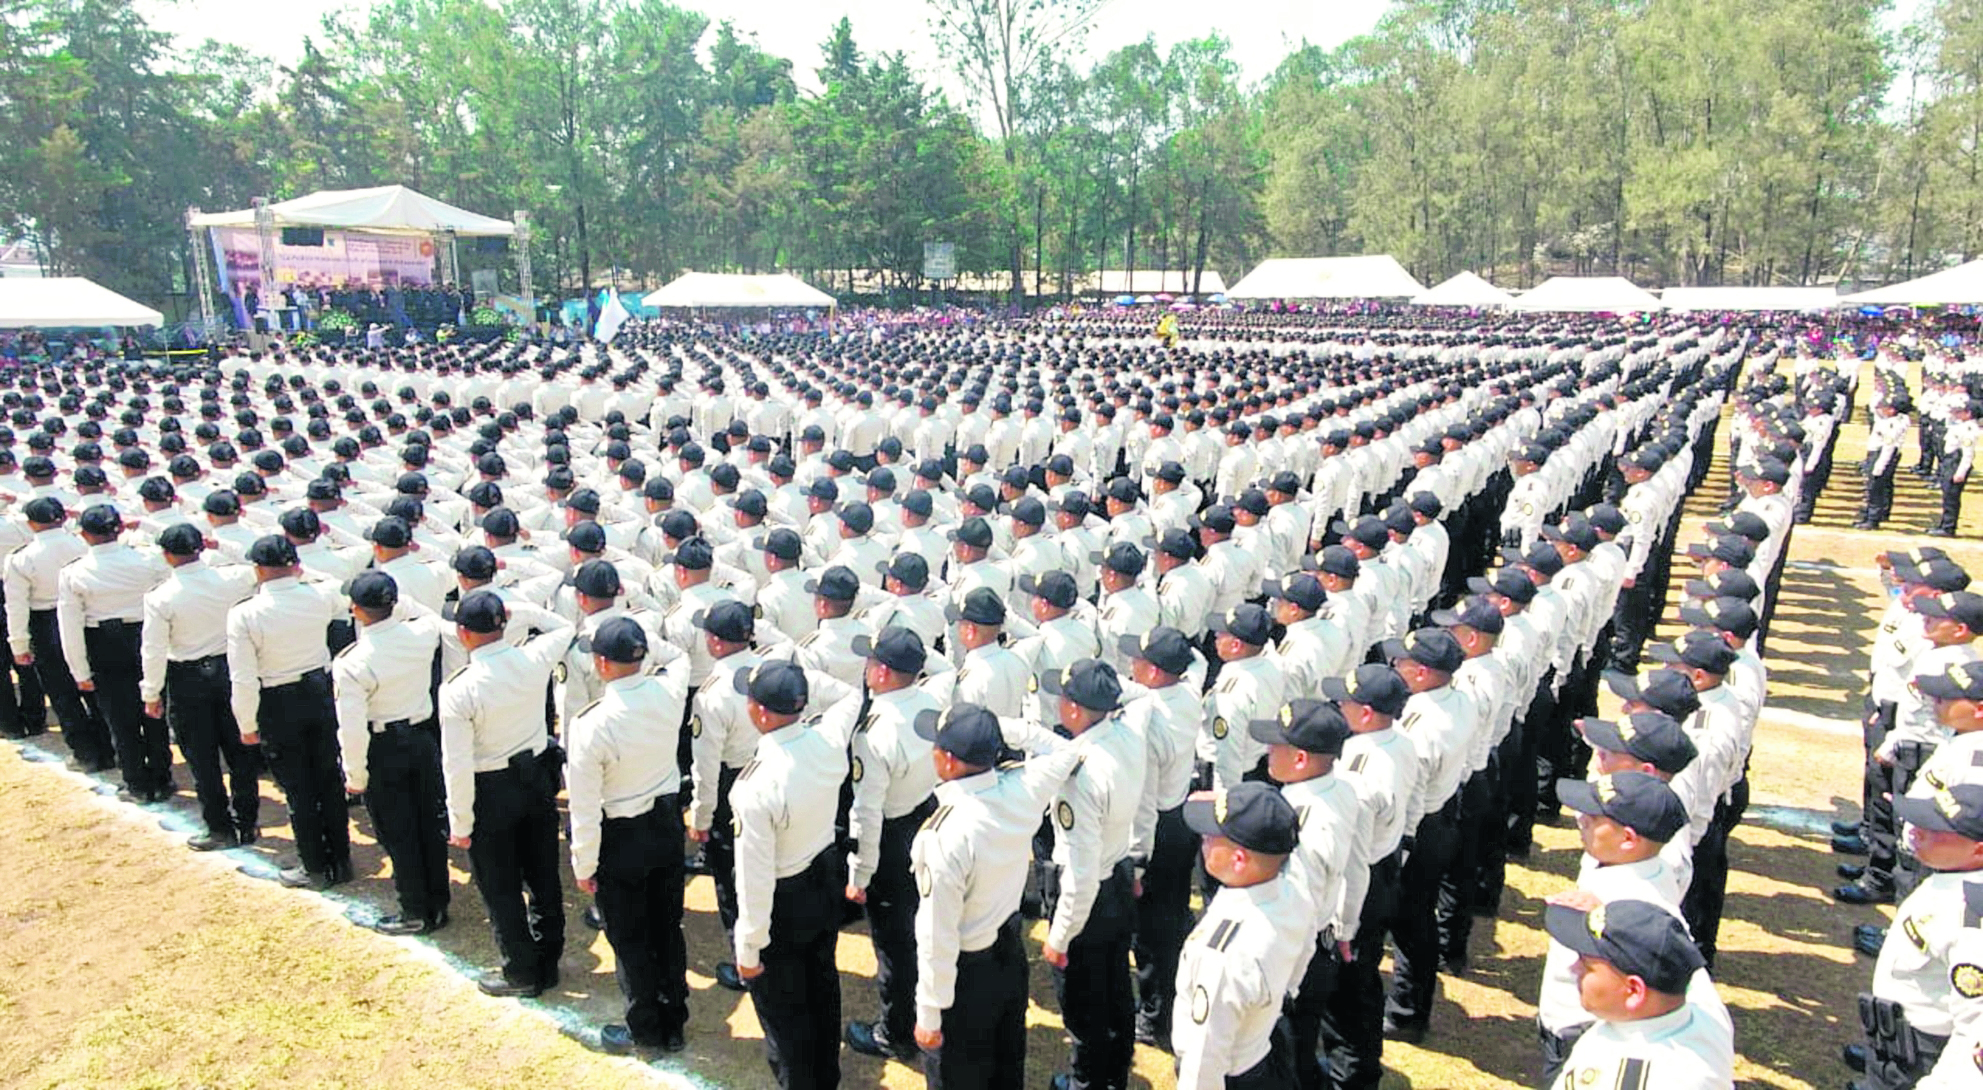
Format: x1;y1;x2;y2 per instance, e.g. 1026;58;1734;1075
1510;276;1663;313
1227;255;1425;300
189;185;515;237
1660;286;1840;312
0;277;163;327
643;272;836;309
1412;271;1514;308
1846;259;1983;305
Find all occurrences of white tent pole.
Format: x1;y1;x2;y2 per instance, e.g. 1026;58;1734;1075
185;206;219;341
514;211;535;335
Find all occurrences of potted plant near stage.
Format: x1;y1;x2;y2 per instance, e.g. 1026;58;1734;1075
317;307;359;345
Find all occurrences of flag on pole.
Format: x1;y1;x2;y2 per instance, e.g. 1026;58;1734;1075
596;290;631;344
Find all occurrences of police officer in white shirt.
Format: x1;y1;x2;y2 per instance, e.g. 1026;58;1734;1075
58;503;169;800
1121;626;1209;1049
227;534;352;890
567;616;692;1055
1542;897;1732;1090
1039;658;1149;1090
8;497;105;769
332;570;451;935
438;589;575;998
1201;605;1287;794
793;565;871;688
908;702;1082;1086
139;523;259;849
1172;781;1315;1090
1254;698;1373;1090
859;553;948;653
729;659;849;1090
948;587;1031;718
841;626;945;1061
687;599;763;964
751;528;816;644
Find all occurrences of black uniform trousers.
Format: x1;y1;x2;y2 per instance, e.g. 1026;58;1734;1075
466;758;566;988
1050;859;1137;1090
363;720;451;923
1506;671;1557;852
165;654;259;839
30;608;109;766
1681;774;1747;970
1290;929;1342;1090
1386;799;1461;1028
258;670;350;875
1862;457;1899;525
1134;803;1196;1037
869;798;938;1046
596;795;688;1044
1322;849;1402;1090
708;764;743;933
85;621;170;795
0;596;45;736
747;847;843;1090
1437;769;1495;963
925;914;1028;1090
1932;463;1966;535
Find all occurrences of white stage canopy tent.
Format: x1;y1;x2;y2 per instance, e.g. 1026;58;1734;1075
0;277;163;327
189;185;515;237
1660;286;1839;312
1227;255;1425;300
1845;259;1983;305
642;272;836;309
1509;276;1664;313
1412;271;1514;308
1087;270;1226;295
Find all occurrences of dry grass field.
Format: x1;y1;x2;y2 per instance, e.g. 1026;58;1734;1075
3;395;1979;1090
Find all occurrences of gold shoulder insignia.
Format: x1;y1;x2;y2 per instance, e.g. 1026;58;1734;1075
1212;716;1229;740
1954;963;1983;999
689;714;703;739
577;699;602;719
1056;799;1075;831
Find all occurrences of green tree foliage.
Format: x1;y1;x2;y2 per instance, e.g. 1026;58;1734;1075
0;0;1978;313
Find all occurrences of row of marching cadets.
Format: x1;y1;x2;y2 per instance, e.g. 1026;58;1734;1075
0;316;1857;1090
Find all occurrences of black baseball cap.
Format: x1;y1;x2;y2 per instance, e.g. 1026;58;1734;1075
1265;574;1328;612
1912;591;1983;631
349;570;400;612
1381;627;1465;673
573;557;622;599
913;703;1003;767
1678;596;1758;639
1313;545;1359;579
245;535;297;567
1468;568;1535;605
1212;603;1274;647
158;523;204;557
77;504;121;537
1019;570;1078;610
1249;698;1350;756
733;658;809;716
1543;899;1705;995
805;565;860;602
1039;658;1123;712
1431;595;1505;635
592;616;649;664
1605;668;1702;720
1558;771;1689;843
756;528;802;561
692;600;754;644
851;626;927;675
1896;556;1972;593
452;545;499;580
1683;570;1760;603
881;552;931;590
1916;661;1983;703
1321;663;1410;718
1119;626;1195;676
948;586;1006;626
1182;782;1300;855
1577;713;1696;776
1647;632;1738;674
949;516;994;549
1685;535;1755;568
367;516;413;548
1100;542;1145;577
455;589;508;634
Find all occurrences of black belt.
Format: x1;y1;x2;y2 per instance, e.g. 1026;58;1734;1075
959;912;1024;963
87;617;141;633
167;653;227;671
266;668;328;691
369;718;417;735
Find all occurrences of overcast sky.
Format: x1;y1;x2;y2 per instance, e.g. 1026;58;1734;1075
140;0;1394;96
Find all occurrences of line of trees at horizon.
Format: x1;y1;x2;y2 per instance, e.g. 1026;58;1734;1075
0;0;1979;316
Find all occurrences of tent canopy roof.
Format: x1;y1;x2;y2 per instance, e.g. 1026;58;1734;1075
642;272;836;309
1086;270;1226;295
0;277;162;328
1660;286;1839;312
1846;259;1983;305
1412;271;1514;308
190;185;515;238
1509;276;1663;312
1227;255;1425;300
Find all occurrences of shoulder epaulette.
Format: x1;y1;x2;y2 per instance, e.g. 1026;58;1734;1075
445;664;470;684
576;698;602;719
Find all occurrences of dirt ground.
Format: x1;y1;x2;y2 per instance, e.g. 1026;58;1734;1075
3;394;1978;1090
